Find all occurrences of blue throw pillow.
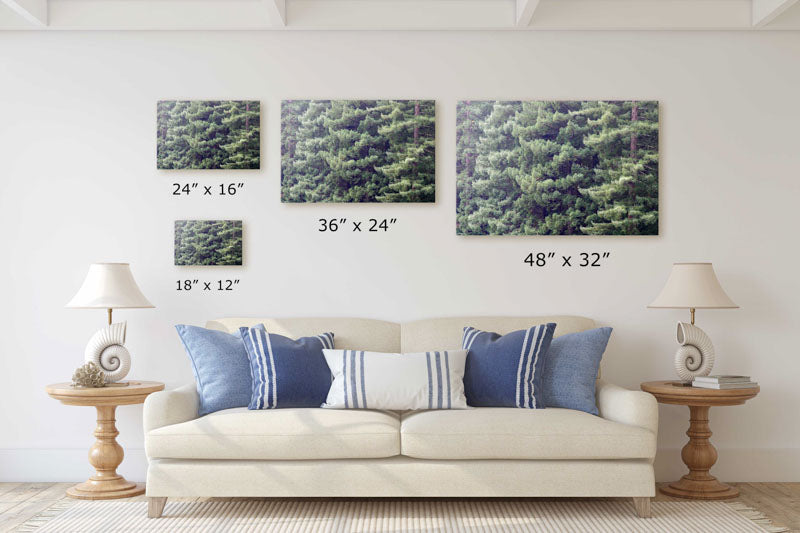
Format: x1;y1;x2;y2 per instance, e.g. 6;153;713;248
175;325;252;417
542;327;613;415
240;324;334;409
462;324;556;408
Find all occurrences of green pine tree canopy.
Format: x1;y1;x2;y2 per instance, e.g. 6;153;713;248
456;100;659;235
281;100;435;203
158;101;260;169
174;220;243;266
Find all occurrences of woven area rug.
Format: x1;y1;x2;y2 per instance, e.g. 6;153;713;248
16;499;788;533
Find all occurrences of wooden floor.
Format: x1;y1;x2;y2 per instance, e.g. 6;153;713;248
1;482;798;532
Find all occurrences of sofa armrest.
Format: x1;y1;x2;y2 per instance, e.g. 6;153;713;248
596;379;658;435
143;384;199;433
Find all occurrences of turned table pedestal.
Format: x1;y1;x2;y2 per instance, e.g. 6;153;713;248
640;380;759;500
45;381;164;500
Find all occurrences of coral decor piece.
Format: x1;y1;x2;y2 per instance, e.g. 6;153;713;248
71;362;106;388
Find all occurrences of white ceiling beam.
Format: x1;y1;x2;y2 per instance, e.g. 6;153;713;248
1;0;796;31
286;0;511;30
516;0;541;27
527;0;752;30
752;0;799;26
1;0;47;26
264;0;286;26
20;0;275;30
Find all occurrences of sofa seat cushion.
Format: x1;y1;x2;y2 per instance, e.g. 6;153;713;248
147;407;400;460
400;408;655;460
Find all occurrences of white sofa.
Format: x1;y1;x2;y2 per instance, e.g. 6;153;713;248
144;316;658;518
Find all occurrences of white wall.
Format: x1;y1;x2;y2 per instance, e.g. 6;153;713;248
1;30;799;483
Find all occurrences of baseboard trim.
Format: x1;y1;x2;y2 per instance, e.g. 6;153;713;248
654;448;800;482
2;448;798;482
0;448;147;482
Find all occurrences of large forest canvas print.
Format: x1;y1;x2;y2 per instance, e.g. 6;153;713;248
157;100;260;169
456;100;659;235
281;100;435;203
174;220;243;266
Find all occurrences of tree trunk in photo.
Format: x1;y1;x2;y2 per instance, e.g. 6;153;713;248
245;101;250;131
414;101;420;144
465;106;473;177
630;101;638;158
412;101;420;189
628;101;638;206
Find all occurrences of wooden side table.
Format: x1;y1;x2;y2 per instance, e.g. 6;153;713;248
45;381;165;500
640;380;759;500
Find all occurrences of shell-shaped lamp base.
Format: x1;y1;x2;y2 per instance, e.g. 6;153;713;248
84;322;131;383
674;322;715;382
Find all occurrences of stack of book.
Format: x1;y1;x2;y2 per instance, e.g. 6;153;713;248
692;375;758;389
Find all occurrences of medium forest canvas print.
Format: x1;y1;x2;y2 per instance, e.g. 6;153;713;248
157;100;260;169
456;100;659;235
174;220;243;266
281;100;435;203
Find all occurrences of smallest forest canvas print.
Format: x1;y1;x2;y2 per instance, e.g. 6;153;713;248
456;100;659;235
281;100;435;203
157;100;260;169
174;220;243;266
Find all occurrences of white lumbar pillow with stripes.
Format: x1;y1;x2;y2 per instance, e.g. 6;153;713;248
321;349;469;410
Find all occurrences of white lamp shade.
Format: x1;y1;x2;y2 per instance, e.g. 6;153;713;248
66;263;154;309
648;262;738;309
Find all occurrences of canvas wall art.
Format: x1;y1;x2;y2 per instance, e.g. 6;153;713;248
456;100;659;236
157;100;260;169
174;220;243;266
281;100;435;203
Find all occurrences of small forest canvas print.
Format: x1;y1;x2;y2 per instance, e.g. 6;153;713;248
281;100;435;203
456;100;659;236
157;100;260;169
174;220;243;266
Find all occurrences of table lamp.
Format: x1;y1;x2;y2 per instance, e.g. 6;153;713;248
66;263;154;384
648;262;738;383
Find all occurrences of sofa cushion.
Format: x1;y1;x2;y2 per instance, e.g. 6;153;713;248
146;408;400;460
400;408;655;460
542;327;613;415
175;325;252;417
240;324;334;410
322;349;468;410
208;317;401;352
400;316;595;353
462;324;556;408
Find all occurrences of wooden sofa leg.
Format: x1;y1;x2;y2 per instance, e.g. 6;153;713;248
632;497;652;518
148;497;167;518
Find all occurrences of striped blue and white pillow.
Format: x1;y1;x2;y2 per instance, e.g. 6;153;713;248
462;323;556;408
240;324;334;409
321;349;468;410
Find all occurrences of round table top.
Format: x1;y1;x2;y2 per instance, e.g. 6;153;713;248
46;381;165;407
640;380;759;407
